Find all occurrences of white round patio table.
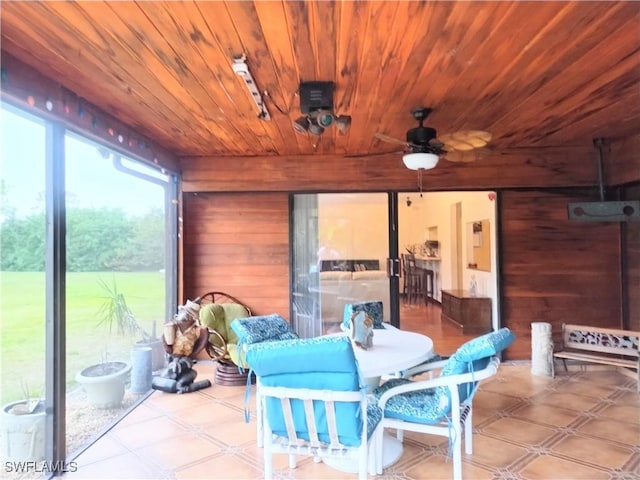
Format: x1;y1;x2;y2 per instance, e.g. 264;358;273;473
324;324;434;473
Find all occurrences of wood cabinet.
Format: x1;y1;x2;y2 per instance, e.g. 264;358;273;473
441;290;491;334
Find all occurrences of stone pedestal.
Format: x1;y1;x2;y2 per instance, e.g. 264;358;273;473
130;346;152;394
531;322;554;377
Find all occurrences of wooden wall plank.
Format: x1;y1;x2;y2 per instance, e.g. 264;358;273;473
178;186;630;361
180;147;599;192
500;190;622;359
182;192;290;318
607;134;640;185
624;184;640;331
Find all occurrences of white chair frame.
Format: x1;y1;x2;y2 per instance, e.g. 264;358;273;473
375;356;500;480
258;380;379;480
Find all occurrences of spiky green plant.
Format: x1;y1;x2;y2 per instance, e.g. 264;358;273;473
97;278;151;341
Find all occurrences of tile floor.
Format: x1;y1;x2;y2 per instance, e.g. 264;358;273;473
63;360;640;480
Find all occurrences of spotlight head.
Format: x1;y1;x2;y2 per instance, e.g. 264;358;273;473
293;116;309;134
314;109;334;127
335;115;352;134
308;119;325;136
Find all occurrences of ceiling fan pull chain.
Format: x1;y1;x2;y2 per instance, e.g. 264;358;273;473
419;169;424;197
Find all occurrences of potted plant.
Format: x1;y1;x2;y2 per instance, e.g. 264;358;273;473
75;279;165;406
75;354;132;408
1;383;45;461
96;278;166;372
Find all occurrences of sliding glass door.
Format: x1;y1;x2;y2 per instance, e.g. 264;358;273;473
0;102;178;472
0;106;47;464
291;193;394;336
64;134;170;457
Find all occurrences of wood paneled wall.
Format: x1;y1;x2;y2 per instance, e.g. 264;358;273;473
500;190;623;359
181;192;290;318
624;184;640;331
180;149;601;193
608;134;640;186
179;185;630;360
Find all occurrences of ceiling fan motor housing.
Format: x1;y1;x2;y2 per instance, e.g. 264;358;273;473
407;126;439;152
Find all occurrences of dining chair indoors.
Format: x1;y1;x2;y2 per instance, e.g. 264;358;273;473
373;327;515;480
244;335;382;480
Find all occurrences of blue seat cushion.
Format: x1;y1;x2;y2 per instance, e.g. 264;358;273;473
230;314;298;345
373;358;491;424
455;328;515;362
366;403;383;439
246;335;359;380
246;336;369;447
373;380;445;425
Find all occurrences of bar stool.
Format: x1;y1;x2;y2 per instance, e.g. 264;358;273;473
403;254;426;305
422;268;434;303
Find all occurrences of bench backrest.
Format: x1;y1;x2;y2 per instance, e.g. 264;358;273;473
561;323;640;358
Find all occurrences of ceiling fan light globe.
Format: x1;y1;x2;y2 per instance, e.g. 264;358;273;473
402;152;439;170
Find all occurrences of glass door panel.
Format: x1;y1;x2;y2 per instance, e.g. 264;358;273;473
0;106;47;463
64;135;168;456
292;193;390;336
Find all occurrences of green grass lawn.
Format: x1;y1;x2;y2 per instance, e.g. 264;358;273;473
0;271;165;405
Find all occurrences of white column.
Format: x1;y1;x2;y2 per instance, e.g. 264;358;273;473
531;322;554;377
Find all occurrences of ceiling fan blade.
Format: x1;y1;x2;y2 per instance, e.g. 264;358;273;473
438;130;492;151
442;146;492;163
373;133;410;147
344;150;404;158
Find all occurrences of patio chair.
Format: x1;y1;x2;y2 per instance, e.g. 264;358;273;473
196;291;254;385
373;327;515;480
244;335;382;480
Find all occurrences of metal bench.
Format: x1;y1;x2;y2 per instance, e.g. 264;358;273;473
552;323;639;391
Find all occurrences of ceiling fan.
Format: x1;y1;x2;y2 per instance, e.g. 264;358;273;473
374;107;492;169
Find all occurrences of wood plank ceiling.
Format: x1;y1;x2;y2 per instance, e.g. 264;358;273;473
1;1;639;161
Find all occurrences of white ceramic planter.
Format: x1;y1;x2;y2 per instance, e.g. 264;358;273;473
76;361;131;408
1;399;46;462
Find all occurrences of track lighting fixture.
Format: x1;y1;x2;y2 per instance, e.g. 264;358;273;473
335;115;352;134
232;54;270;120
307;117;325;136
293;81;351;135
293;116;309;134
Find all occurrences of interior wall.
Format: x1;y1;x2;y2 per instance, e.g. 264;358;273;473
399;191;498;319
317;193;388;268
181;192;290;317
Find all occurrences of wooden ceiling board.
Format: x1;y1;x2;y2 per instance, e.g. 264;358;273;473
244;1;313;154
359;2;457;145
1;0;638;172
441;3;608;145
281;0;334;154
337;1;401;154
143;1;280;155
331;0;375;155
101;3;248;153
46;1;221;148
345;1;420;156
486;5;640;146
